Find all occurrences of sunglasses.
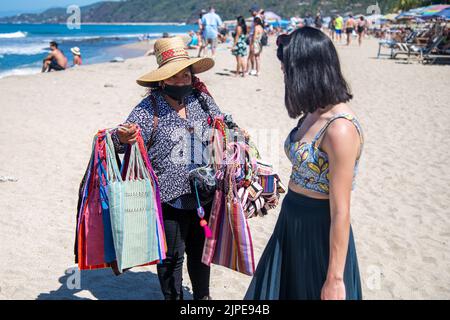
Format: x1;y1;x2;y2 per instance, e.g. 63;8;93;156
276;34;291;62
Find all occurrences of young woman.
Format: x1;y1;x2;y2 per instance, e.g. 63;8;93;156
252;16;264;76
245;27;363;300
112;36;223;300
357;16;367;46
231;16;248;77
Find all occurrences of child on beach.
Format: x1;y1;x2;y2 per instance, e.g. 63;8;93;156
70;47;82;66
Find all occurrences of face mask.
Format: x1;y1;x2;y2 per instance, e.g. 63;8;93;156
161;83;193;103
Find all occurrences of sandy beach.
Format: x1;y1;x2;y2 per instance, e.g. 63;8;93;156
0;35;449;300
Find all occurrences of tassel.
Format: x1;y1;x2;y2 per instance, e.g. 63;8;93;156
197;206;205;219
200;219;212;238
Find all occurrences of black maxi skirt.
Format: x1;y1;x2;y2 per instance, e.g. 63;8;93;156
244;189;363;300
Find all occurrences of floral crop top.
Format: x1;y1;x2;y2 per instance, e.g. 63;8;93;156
284;113;364;195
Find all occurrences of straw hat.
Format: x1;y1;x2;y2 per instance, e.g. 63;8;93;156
70;47;81;56
136;36;214;87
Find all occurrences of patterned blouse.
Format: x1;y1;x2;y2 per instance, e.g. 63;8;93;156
112;90;223;209
284;113;364;195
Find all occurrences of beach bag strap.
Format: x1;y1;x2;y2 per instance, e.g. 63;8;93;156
147;94;159;150
105;132;123;182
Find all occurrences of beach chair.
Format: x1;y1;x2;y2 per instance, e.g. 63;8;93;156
421;43;450;64
414;36;447;64
377;39;397;59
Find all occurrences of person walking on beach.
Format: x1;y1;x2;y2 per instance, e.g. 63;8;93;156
345;15;356;46
315;13;323;30
197;9;207;57
357;16;367;46
329;16;336;41
201;7;223;58
112;36;223;300
231;16;248;77
70;47;82;67
42;41;67;72
246;5;263;76
245;27;363;300
252;16;264;77
335;14;344;43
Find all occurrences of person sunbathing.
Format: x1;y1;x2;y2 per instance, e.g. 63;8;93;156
42;41;67;72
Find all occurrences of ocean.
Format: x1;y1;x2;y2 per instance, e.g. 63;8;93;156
0;23;195;78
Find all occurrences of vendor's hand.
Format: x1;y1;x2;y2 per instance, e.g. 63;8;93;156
117;123;138;144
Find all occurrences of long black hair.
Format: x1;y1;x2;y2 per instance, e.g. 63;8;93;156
278;27;352;118
236;16;247;35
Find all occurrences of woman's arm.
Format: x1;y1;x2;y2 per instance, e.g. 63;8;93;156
234;26;241;46
111;97;155;153
320;119;360;300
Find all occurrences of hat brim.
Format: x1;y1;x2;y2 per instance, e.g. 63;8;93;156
70;49;80;55
136;57;214;87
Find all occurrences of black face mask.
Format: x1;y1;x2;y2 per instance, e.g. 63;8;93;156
161;84;193;103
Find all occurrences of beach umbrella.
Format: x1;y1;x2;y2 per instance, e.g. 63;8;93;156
366;13;384;25
420;4;450;17
420;5;450;19
435;7;450;20
268;19;290;28
395;6;428;20
263;11;282;21
383;13;398;21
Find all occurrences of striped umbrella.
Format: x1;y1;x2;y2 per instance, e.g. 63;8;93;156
420;4;450;18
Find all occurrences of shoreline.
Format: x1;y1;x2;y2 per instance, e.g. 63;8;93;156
0;35;193;80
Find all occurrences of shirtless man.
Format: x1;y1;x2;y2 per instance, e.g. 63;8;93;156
42;41;68;72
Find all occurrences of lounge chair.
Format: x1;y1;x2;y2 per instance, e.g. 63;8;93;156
377;39;397;59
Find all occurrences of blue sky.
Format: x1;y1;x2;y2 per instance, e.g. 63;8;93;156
0;0;119;14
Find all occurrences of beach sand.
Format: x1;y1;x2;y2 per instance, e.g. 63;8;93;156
0;36;449;300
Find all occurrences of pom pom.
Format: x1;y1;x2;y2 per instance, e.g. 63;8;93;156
200;219;207;227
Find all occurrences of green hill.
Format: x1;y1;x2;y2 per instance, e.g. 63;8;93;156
0;0;446;24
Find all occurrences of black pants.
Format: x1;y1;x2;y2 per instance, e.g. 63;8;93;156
157;202;211;300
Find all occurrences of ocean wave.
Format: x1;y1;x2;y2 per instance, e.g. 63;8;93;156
0;67;41;79
0;31;28;38
0;44;48;56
